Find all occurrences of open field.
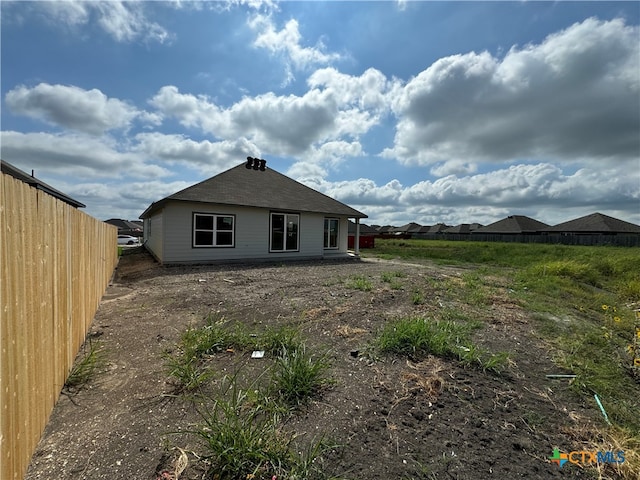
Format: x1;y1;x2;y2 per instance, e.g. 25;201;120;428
25;241;639;479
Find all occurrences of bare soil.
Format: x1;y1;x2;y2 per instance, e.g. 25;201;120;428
26;248;607;479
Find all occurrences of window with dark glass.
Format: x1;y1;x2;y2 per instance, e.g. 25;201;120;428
271;213;299;252
193;213;234;247
324;218;339;249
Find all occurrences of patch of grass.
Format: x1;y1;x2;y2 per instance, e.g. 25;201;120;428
552;322;639;431
374;317;508;373
189;371;337;479
381;270;407;290
411;289;425;305
192;374;293;478
617;278;640;302
529;260;600;286
271;345;331;407
164;353;214;393
345;274;373;291
460;271;491;306
65;340;105;389
181;315;250;359
258;325;302;357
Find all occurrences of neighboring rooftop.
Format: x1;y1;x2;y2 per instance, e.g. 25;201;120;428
545;212;640;233
105;219;143;232
473;215;549;234
1;160;85;208
348;221;379;235
444;223;484;234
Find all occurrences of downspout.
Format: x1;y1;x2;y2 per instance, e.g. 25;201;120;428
355;218;360;256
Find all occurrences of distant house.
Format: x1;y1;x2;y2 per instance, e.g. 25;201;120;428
1;160;85;208
544;212;640;235
413;223;452;238
392;222;422;235
472;215;549;235
425;223;452;234
542;212;640;246
443;223;483;234
376;225;396;235
348;221;378;236
105;218;143;237
139;159;367;264
348;221;378;249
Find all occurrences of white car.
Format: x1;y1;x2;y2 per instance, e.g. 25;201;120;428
117;235;140;245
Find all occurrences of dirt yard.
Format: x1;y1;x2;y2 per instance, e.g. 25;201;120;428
26;249;608;479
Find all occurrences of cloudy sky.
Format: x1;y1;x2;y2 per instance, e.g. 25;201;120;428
2;1;639;227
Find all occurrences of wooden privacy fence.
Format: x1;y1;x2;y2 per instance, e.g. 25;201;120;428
1;173;118;480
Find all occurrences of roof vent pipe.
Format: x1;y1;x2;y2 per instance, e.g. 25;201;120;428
245;157;267;171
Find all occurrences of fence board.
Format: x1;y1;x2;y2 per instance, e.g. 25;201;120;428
1;173;118;480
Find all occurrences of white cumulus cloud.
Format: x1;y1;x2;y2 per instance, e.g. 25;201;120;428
384;17;640;167
5;83;155;135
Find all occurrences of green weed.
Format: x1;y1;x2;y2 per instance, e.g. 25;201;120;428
163;353;214;393
65;340;105;389
345;274;373;291
181;315;250;359
374;317;508;372
189;371;337;479
271;345;331;407
411;290;425;305
381;270;407;290
259;325;302;357
192;374;293;478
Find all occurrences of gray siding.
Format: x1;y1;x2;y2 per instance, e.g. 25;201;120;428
155;202;351;264
145;210;164;261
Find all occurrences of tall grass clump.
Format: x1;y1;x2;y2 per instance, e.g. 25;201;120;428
345;274;373;291
271;345;331;407
192;374;292;478
165;315;250;392
181;314;249;359
259;325;302;357
189;372;336;479
529;260;600;286
374;317;508;372
65;340;105;389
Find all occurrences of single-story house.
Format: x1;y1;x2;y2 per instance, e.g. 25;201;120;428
472;215;549;234
391;222;423;235
139;159;367;264
105;218;144;237
443;223;483;234
544;212;640;235
348;221;378;249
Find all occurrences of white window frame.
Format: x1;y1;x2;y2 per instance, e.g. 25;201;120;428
324;217;339;249
192;213;235;248
270;212;299;252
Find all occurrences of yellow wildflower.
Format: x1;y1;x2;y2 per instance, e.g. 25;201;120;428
602;304;609;311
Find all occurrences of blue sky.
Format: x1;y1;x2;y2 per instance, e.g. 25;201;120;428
2;1;639;227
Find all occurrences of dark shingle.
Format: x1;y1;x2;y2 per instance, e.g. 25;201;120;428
141;162;366;219
1;160;85;208
444;223;482;234
545;212;640;233
473;215;549;234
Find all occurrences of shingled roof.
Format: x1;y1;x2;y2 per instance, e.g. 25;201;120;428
444;223;483;234
473;215;549;234
545;212;640;233
140;162;367;219
1;160;85;208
